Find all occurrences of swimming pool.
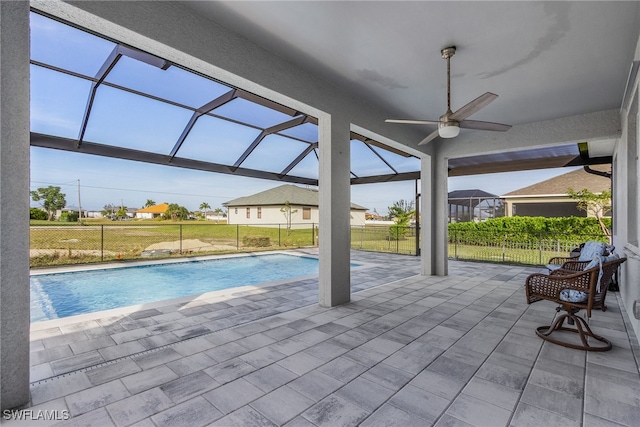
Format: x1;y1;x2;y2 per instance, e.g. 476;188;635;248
30;253;320;322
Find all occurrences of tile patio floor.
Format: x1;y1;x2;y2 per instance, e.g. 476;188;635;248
10;250;640;426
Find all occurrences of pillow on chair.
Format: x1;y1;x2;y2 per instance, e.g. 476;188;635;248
578;241;606;262
559;289;588;303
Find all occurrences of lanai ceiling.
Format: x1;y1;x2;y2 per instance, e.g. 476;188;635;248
31;2;640;181
185;1;639;169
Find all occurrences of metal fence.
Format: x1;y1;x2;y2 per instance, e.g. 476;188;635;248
30;223;317;267
350;225;418;255
448;229;609;265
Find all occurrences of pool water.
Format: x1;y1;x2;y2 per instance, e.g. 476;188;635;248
30;254;319;322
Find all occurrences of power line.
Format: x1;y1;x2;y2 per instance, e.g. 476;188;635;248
29;180;235;200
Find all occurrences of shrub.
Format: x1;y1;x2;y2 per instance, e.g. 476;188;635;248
59;211;79;222
30;207;48;220
242;236;271;247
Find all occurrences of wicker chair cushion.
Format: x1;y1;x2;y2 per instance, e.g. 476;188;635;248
578;241;606;262
559;289;589;303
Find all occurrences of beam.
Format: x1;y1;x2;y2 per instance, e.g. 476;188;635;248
351;171;420;185
279;143;318;177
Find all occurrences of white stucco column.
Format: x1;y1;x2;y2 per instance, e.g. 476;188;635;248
421;152;448;276
0;0;31;410
318;114;351;306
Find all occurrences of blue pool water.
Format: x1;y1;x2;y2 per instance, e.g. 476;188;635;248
30;254;319;322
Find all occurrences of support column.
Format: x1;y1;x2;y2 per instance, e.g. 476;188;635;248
0;0;31;410
318;114;351;306
421;153;448;276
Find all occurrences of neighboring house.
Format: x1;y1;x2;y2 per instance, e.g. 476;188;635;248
204;210;226;222
502;165;611;217
135;203;169;219
447;189;501;223
224;184;367;226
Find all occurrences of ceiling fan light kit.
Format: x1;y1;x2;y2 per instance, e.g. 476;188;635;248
386;45;511;145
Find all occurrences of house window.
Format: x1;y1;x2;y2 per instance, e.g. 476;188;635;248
234;208;238;214
257;207;262;219
246;207;251;219
303;207;311;220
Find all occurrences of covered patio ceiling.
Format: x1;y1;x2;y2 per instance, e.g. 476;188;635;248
30;2;634;187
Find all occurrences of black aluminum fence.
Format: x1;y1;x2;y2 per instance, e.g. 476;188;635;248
350;225;418;256
448;229;609;265
30;223;317;267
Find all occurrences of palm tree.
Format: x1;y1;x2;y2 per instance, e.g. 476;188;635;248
199;202;211;212
144;199;155;208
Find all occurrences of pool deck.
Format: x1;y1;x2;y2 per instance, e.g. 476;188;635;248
10;249;640;426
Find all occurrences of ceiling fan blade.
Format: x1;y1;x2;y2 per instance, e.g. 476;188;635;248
450;92;498;121
386;119;440;125
418;129;440;145
459;119;511;131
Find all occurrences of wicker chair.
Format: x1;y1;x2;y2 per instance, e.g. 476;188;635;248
525;256;626;351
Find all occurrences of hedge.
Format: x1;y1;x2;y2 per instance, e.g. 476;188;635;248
448;217;610;246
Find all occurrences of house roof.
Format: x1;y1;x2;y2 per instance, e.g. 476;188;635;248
503;165;611;197
224;184;367;210
135;203;169;213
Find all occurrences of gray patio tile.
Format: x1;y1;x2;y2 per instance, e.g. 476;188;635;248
288;370;344;402
121;365;179;395
105;388;173;427
65;379;130;416
42;331;89;349
151;396;223;427
342;346;388;368
137;331;182;350
99;341;146;361
250;385;315;425
166;352;217;376
204;357;257;384
70;335;117;354
86;359;142;386
172;325;211;340
263;325;300;340
56;407;116;427
51;350;105;376
131;347;182;370
475;359;530;391
360;403;427;427
31;345;74;365
583;413;630;427
203;378;264;414
433;413;476;427
30;362;54;383
426;356;478;384
31;372;93;405
317;356;369;383
302;394;369;427
111;327;152;344
128;309;163;320
240;345;287;368
211;405;277;427
521;383;582;421
244;363;299;392
334;376;395;412
410;370;466;400
276;351;325;375
236;333;277;351
510;402;581;427
360;362;413;392
160;370;219;403
527;367;583;399
585;393;640;427
205;341;250;362
390;384;449;423
446;393;512;427
462;376;521;411
359;336;406;356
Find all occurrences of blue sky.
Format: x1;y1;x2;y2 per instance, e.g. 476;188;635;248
29;11;575;215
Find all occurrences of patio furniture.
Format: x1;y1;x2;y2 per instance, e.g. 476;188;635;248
525;255;626;351
545;241;613;271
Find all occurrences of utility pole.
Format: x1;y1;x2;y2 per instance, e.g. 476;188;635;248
77;179;83;224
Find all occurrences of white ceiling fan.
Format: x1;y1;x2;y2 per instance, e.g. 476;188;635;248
386;46;511;145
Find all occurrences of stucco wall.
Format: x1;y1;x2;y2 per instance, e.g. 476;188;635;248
227;205;365;226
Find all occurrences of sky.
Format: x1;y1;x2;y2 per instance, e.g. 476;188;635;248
28;11;577;215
